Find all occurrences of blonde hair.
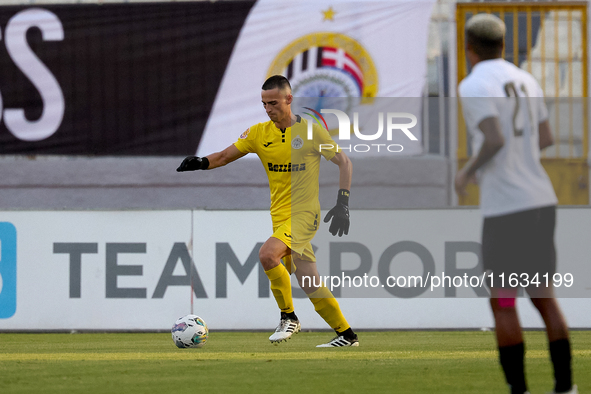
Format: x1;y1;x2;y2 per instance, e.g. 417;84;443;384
466;13;506;59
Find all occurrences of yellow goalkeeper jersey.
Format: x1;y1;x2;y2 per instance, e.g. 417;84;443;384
234;115;338;223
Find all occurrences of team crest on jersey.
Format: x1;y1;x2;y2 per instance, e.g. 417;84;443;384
291;135;304;150
239;128;250;139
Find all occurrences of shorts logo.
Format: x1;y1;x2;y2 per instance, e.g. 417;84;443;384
0;222;17;319
284;233;293;239
239;128;250;139
291;135;304;150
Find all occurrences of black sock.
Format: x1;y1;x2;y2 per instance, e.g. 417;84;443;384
337;327;356;340
281;311;298;321
549;338;572;393
499;342;528;394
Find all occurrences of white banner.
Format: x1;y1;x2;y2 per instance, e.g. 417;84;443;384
1;209;590;331
197;0;435;157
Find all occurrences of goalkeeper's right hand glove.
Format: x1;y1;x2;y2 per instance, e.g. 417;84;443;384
324;189;350;237
176;156;209;172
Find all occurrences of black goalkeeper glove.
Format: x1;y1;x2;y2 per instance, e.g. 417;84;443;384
324;189;350;237
176;156;209;172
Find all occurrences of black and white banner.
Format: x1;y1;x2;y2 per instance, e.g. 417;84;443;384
0;0;434;156
0;2;254;155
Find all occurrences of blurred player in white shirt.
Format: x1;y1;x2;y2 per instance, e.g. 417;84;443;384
456;13;576;394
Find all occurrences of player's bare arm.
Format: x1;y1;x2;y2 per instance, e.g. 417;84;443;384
330;152;352;190
176;144;245;172
455;116;504;195
324;152;352;237
538;119;554;150
204;145;246;169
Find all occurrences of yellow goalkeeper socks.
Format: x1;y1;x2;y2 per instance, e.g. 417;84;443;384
308;286;350;333
265;263;294;313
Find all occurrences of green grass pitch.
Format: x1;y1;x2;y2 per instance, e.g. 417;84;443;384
0;331;589;393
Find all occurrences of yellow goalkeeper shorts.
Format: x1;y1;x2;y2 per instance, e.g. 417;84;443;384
272;212;318;269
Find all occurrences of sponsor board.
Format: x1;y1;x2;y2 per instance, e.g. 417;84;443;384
0;209;589;330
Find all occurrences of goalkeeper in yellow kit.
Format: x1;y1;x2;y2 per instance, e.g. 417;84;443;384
177;75;358;347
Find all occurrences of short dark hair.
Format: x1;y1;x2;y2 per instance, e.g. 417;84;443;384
467;32;503;60
262;75;291;91
466;13;505;60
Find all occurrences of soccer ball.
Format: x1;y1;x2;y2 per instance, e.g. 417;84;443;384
171;314;209;348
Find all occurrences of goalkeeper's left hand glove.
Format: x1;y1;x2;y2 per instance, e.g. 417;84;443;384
324;189;350;237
